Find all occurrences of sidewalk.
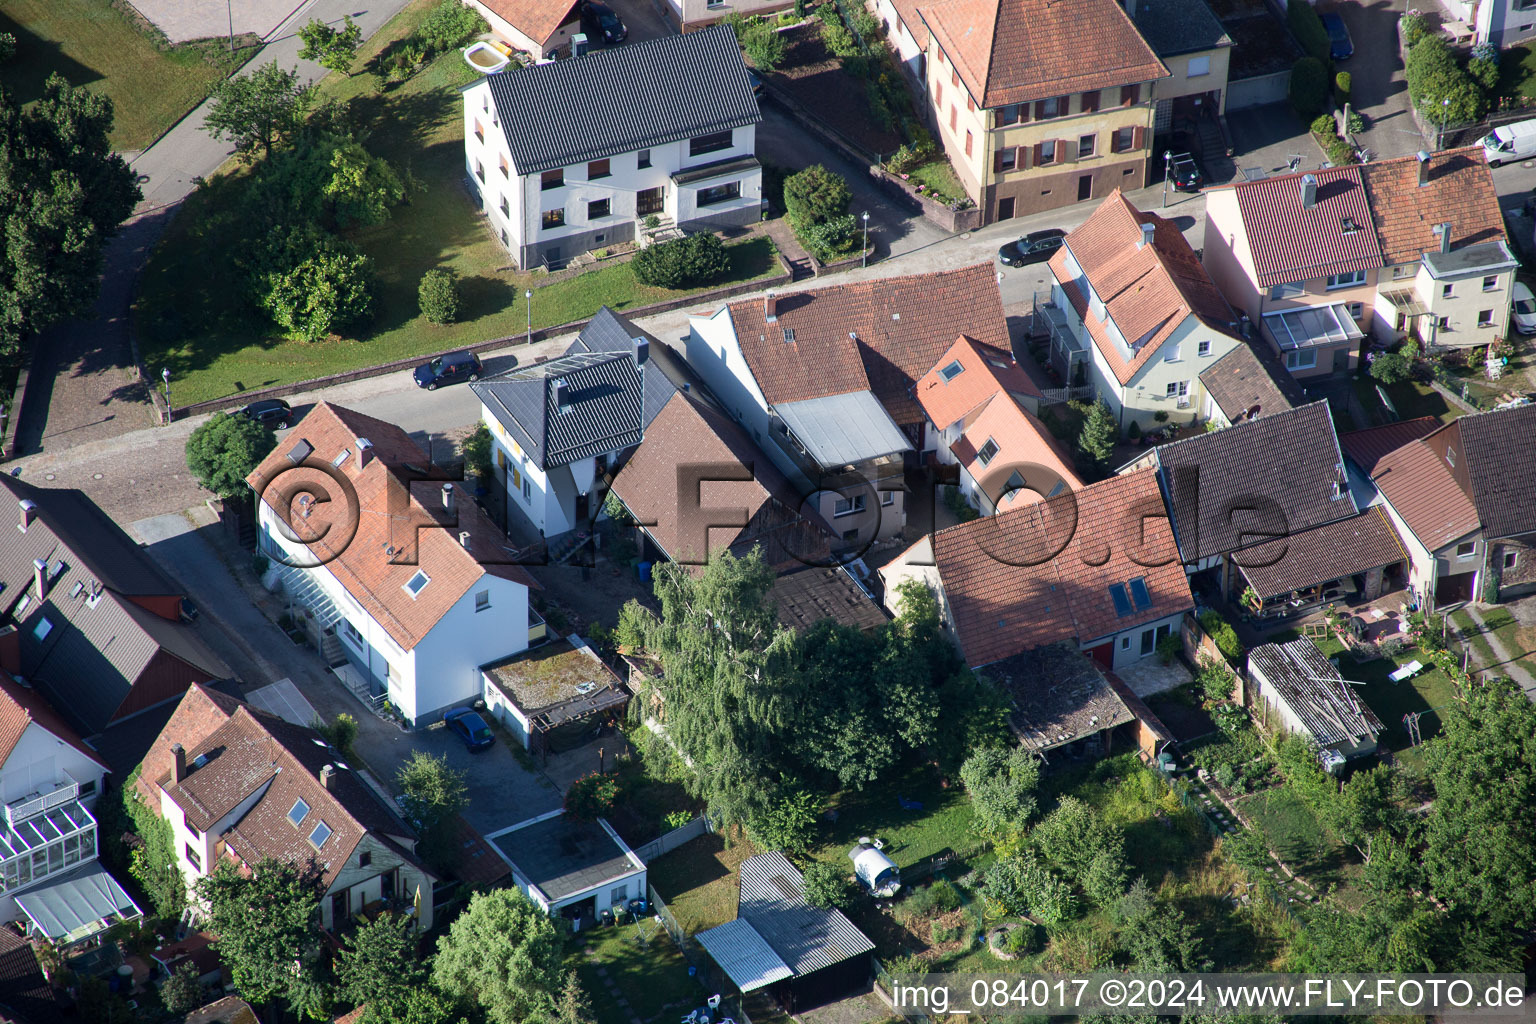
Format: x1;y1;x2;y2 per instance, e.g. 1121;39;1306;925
1464;604;1536;695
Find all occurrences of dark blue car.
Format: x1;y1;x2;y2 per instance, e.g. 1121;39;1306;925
1320;12;1354;60
444;707;495;751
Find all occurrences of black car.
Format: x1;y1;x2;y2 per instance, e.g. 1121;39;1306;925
580;1;627;45
414;350;483;390
240;398;293;429
1320;12;1353;60
443;707;495;751
998;228;1067;267
1169;152;1203;192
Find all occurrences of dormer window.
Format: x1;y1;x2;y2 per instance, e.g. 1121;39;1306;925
976;438;1000;466
288;798;310;827
31;618;51;642
939;360;965;381
332;449;350;468
404;571;430;598
1340;216;1361;234
782;328;796;343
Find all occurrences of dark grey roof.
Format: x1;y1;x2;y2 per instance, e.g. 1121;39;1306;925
1457;403;1536;539
1152;401;1357;563
737;851;875;976
0;483;231;735
472;351;645;469
1132;0;1232;56
563;308;679;429
491;813;640;901
485;24;762;175
1421;240;1518;278
1247;639;1383;748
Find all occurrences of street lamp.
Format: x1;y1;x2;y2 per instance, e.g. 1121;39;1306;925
161;368;171;425
525;289;533;346
226;0;234;53
861;211;870;268
1162;150;1173;208
1437;97;1451;151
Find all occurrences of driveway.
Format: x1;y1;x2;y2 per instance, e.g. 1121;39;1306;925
604;0;676;43
1330;0;1423;159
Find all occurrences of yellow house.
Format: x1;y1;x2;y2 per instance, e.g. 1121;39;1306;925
916;0;1169;221
1130;0;1233;129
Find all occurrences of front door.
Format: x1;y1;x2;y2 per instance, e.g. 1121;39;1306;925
331;891;348;926
1139;628;1156;656
1078;174;1093;201
637;187;665;215
575;493;590;522
997;196;1016;220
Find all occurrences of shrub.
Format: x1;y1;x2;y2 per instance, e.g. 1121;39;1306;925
1288;0;1332;67
1197;609;1244;662
460;422;494;479
1401;12;1428;48
565;772;623;820
1326;136;1356;166
931;922;961;944
1469;53;1500;93
784;164;852;230
802;862;854;909
747;785;821;854
801;213;860;262
418;268;460;325
250;227;374;341
1156;632;1182;666
1311;113;1338;137
418;0;486;53
1406;36;1486;125
1004;924;1040;954
1335;71;1352;99
1127;419;1143;441
631;232;730;289
794;0;810;15
1196;663;1236;705
1346;110;1366;134
1290;57;1330;118
1370;339;1418;385
735;15;786;70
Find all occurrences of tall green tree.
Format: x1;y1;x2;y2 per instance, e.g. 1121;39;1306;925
552;972;595;1024
397;750;468;872
298;15;365;75
205;62;315;161
1077;400;1117;475
336;912;423;1017
0;71;139;354
433;889;565;1024
186;411;278;498
194;859;328;1014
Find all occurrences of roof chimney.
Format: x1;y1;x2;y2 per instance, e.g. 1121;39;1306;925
321;764;335;790
764;291;778;323
356;437;374;467
1300;174;1318;210
172;743;187;784
17;500;36;532
632;336;649;368
1438;221;1453;253
32;558;47;601
1138;222;1155;249
554;378;571;412
1416;149;1432;186
459;531;471;548
441;482;455;515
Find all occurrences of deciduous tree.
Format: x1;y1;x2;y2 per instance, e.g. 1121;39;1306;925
336;912;423;1016
186;411;278;498
398;750;468;872
194;859;327;1012
205;62;315;161
433;889;565;1024
298;16;365;76
959;746;1039;849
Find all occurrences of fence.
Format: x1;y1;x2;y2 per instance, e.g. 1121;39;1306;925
633;815;711;861
1037;384;1095;406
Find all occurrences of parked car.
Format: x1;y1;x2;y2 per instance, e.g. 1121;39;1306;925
239;398;293;429
997;228;1067;267
1513;281;1536;334
580;1;627;44
1320;12;1353;60
1169;152;1204;192
1481;117;1536;166
414;350;483;390
443;707;495;751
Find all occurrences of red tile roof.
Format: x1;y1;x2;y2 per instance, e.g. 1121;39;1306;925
1228;166;1383;287
933;468;1191;667
1358;148;1506;267
0;670;107;770
920;0;1167;108
915;335;1042;431
726;265;1009;422
1371;440;1480;551
246;403;537;652
950;394;1082;508
1340;417;1440;476
1050;191;1236;384
888;0;930;47
135;682;243;805
477;0;580;46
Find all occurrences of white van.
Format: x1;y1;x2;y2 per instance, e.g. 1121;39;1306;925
1481;118;1536;166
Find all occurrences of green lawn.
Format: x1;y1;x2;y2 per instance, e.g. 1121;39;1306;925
647;831;757;935
807;762;980;875
1498;44;1536;102
1336;648;1458;749
569;924;702;1024
903;157;966;205
1237;786;1360;896
0;0;252;150
135;0;780;406
1352;374;1463;426
1451;609;1503;673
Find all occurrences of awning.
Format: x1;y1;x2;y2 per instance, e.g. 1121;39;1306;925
696;919;793;993
1262;303;1363;350
1381;289;1429;316
672;155;760;186
14;862;141;945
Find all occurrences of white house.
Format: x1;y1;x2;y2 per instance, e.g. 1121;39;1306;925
463;24;763;270
247;402;539;727
472;322;647;539
1045;190;1245;432
487;809;646;928
148;699;438;931
0;666;137;948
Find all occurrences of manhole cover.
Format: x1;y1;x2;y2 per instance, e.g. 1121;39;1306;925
93;473;103;480
959;233;971;240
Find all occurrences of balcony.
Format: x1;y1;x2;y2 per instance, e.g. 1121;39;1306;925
0;798;97;892
6;781;79;827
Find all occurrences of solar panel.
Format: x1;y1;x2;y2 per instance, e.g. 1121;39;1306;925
1128;577;1152;612
1109;584;1133;618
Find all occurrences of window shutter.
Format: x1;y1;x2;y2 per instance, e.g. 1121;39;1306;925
1017;145;1029;170
1122;84;1138;106
1082;90;1100;112
994;149;1006;173
1058;95;1070;115
1019;102;1032;124
1034;100;1047;120
1033;142;1044;165
1132;125;1145;149
967;94;975;112
1109;130;1119;154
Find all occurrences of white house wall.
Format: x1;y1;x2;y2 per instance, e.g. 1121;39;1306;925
322;832;436;931
0;724;104;809
410;577;530;724
1120;319;1243;430
481;674;535;749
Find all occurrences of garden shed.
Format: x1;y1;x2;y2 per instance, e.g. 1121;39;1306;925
1246;638;1383;761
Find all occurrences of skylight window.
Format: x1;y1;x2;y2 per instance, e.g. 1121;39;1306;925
332;449;351;467
403;571;430;598
309;821;332;849
939;360;965;382
976;438;999;467
288;798;310;827
1109;583;1133;618
1128;576;1152;612
31;618;52;642
782;328;796;343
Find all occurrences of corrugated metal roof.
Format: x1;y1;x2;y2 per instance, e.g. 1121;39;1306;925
473;351;644;469
486;25;762;175
775;392;911;470
696;919;794;992
1247;639;1383;749
738;852;875;975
